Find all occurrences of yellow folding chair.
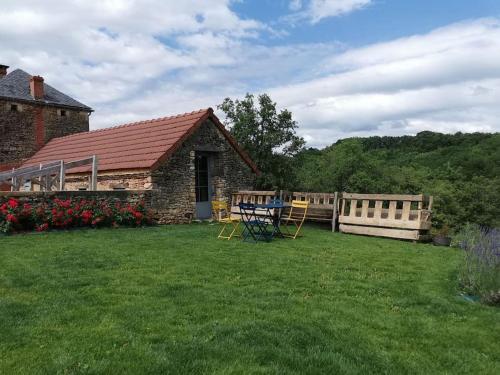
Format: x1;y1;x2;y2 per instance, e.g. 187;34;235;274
211;200;241;240
281;200;308;239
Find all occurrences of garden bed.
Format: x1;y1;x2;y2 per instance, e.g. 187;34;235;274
0;196;153;234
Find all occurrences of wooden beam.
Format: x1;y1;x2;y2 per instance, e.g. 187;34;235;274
338;215;431;230
339;224;420;240
341;193;425;201
64;157;95;170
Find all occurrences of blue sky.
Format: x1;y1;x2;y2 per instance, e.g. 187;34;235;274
236;0;500;46
1;0;500;147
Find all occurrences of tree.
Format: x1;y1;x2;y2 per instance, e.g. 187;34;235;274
218;93;305;189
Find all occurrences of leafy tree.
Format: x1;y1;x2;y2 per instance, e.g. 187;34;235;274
292;132;500;230
218;93;305;189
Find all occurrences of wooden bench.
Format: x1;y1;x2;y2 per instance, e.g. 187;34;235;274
282;191;337;230
231;191;338;230
338;193;432;241
230;191;281;221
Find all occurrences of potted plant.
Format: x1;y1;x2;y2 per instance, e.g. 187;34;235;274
433;224;452;246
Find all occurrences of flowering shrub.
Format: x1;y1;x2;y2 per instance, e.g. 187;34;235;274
455;223;500;305
0;197;154;234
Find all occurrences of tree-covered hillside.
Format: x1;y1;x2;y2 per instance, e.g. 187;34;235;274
293;131;500;229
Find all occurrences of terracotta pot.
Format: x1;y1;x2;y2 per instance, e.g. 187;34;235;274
433;235;451;246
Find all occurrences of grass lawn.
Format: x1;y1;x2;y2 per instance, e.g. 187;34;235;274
1;224;499;374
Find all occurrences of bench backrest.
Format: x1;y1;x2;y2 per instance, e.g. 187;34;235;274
338;193;432;230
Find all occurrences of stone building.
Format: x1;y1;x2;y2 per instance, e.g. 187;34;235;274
21;108;258;222
0;64;92;170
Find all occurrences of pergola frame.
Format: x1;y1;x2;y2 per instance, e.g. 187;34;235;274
0;155;98;192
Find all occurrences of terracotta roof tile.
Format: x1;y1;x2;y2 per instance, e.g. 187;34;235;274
22;108;259;174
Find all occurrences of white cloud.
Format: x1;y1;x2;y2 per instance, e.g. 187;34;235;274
1;1;499;148
289;0;303;11
287;0;372;23
0;0;262;104
308;0;372;22
268;18;500;145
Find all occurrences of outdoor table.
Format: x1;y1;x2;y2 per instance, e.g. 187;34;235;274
255;201;286;238
239;201;287;242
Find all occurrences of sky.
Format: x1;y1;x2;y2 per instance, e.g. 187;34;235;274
1;0;500;147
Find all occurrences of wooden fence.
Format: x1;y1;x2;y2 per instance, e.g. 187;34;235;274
230;190;432;241
338;193;432;241
0;156;98;192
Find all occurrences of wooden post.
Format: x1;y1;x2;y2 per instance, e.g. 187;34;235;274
279;189;283;218
10;168;15;192
39;164;43;191
332;192;339;232
91;155;98;190
349;199;357;217
59;160;65;191
374;200;382;219
388;201;397;220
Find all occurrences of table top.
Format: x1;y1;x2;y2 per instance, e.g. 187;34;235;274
255;202;286;209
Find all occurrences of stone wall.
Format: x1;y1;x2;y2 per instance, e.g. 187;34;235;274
0;99;89;165
0;189;154;209
151;119;255;223
43;106;89;141
0;99;36;164
64;171;152;191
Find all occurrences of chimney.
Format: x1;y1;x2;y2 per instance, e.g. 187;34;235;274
30;75;44;100
0;64;8;77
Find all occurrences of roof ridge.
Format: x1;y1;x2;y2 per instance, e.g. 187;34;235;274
53;107;212;141
0;68;92;111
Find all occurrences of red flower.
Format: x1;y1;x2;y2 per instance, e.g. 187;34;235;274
81;210;93;223
36;223;49;232
67;208;74;216
6;213;17;223
8;198;19;209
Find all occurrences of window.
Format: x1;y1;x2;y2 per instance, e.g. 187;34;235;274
60;110;67;117
10;104;18;112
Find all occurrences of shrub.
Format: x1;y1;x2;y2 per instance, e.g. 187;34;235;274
0;197;154;234
455;223;500;305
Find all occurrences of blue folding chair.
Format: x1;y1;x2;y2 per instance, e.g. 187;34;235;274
239;202;273;242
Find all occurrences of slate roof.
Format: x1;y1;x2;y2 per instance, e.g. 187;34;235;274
0;69;92;111
22;108;259;174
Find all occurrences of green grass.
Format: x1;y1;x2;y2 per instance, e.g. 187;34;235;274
1;224;499;374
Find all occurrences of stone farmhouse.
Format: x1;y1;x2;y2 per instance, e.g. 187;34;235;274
21;109;258;220
0;64;92;170
1;64;258;221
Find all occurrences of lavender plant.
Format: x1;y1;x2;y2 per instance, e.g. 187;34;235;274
455;224;500;305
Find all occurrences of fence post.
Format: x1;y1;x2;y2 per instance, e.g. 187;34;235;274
91;155;98;191
59;160;65;191
332;191;339;232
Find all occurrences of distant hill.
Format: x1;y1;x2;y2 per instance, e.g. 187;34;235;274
294;132;500;229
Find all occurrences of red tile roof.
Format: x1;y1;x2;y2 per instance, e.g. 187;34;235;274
22;108;259;174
